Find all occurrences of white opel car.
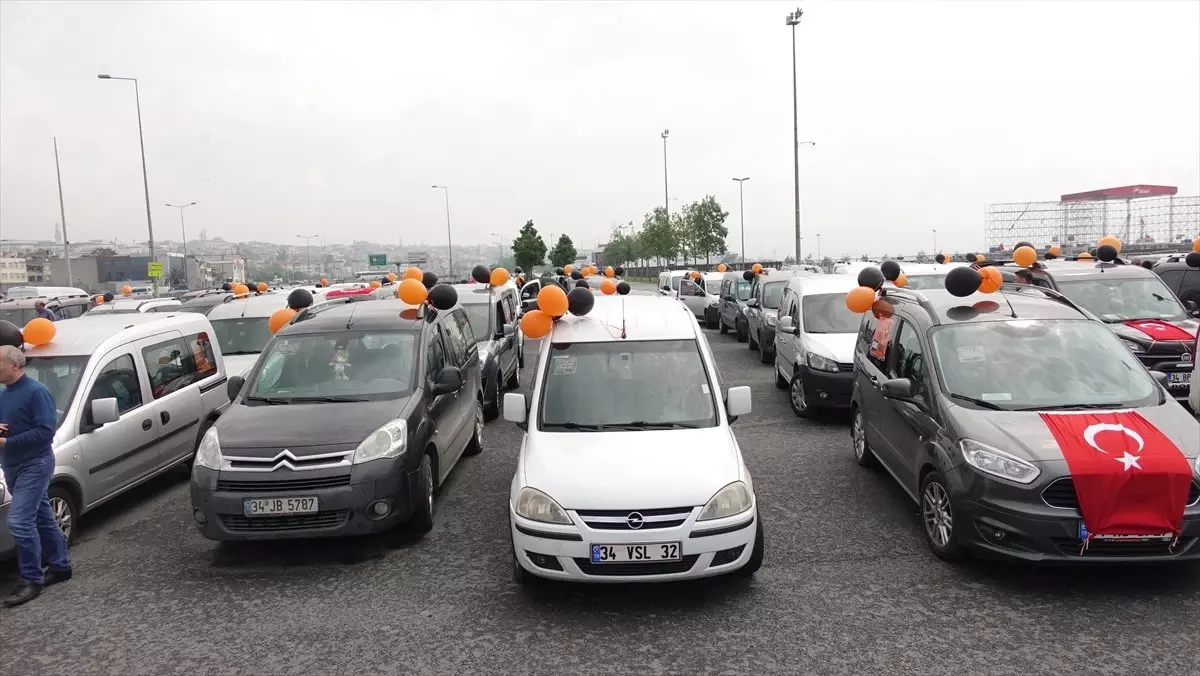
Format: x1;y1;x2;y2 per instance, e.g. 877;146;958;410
503;295;763;583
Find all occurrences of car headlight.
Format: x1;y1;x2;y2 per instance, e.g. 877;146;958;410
195;428;225;470
352;419;408;465
765;314;778;327
478;346;491;363
697;481;754;521
514;487;573;524
959;439;1040;485
1121;339;1145;354
806;352;839;373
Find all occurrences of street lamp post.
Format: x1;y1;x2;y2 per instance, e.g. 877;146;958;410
785;9;804;262
432;185;453;277
53;137;73;286
98;74;156;291
731;177;750;265
661;129;670;214
166;201;196;289
932;228;938;254
297;234;318;281
816;233;822;261
491;232;506;265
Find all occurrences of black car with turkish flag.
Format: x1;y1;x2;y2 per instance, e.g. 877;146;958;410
847;268;1200;564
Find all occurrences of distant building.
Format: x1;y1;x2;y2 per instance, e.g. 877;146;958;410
1;257;28;286
48;254;203;292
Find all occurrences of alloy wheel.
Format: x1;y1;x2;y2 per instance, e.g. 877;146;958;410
922;481;953;548
853;412;866;459
475;401;485;443
50;496;72;540
789;375;807;413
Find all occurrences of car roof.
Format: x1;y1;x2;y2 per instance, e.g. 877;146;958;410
888;287;1092;326
1033;260;1160;281
281;298;430;334
450;283;516;303
900;262;967;274
22;313;211;358
547;295;698;343
783;274;860;295
206;293;289;319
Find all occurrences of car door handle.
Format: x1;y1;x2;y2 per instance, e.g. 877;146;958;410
142;419;153;431
160;411;171;425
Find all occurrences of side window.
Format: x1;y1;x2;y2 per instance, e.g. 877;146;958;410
452;309;476;352
788;291;800;322
857;309;894;371
142;338;191;398
1031;277;1053;289
495;300;507;333
85;354;143;417
441;317;468;366
721;280;732;299
1158;270;1184;294
520;281;540;302
425;332;446;380
890;320;926;397
1179;270;1200;306
185;332;218;380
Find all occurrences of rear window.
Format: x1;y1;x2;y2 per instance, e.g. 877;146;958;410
803;293;862;334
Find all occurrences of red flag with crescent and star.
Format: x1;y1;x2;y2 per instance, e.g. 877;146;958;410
1040;412;1193;538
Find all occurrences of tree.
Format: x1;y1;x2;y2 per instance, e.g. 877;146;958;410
548;234;578;267
90;247;119;257
511;220;548;273
915;249;929;263
784;255;796;265
604;226;637;266
681;196;729;265
639;207;679;265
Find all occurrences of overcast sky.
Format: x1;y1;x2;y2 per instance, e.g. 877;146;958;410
1;1;1197;260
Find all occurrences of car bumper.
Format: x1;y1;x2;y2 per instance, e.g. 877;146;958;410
947;465;1200;563
703;306;719;325
190;461;418;541
800;365;854;409
511;507;759;583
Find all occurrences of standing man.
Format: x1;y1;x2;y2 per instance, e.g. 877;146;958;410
33;301;57;321
0;344;71;607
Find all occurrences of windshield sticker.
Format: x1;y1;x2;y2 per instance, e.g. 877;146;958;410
981;392;1012;401
276;341;300;356
550;356;577;376
700;383;710;395
957;346;986;363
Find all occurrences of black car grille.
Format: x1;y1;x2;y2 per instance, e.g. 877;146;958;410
220;510;348;532
1051;537;1196;558
1042;478;1200;510
575;506;693;531
573;555;700;576
216;475;352;493
836;362;855;372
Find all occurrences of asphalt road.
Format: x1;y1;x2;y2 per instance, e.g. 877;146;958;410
3;314;1199;675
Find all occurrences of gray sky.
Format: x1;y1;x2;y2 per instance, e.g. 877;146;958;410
2;1;1197;259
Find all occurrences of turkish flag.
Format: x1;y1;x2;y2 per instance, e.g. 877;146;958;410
1040;412;1193;537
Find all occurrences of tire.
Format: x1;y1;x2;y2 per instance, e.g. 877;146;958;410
788;371;811;418
736;324;748;343
774;365;788;390
734;518;765;577
483;370;500;421
513;547;536;585
706;313;718;330
851;406;879;468
759;344;773;364
748;328;759;352
518;346;525;369
920;470;969;562
464;398;484;456
48;484;78;546
719;317;729;335
408;453;435;534
505;360;520;391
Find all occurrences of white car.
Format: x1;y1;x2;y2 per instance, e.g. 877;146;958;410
502;295;763;583
773;274;863;418
84;297;182;315
205;292;289;377
675;272;723;329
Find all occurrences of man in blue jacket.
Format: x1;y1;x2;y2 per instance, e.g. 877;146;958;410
0;344;71;607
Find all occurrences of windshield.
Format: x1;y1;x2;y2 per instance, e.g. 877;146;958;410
211;318;273;356
538;340;717;430
803;293;862;334
931;320;1158;410
704;280;722;294
1;356;89;427
460;303;492;343
733;280;751;301
904;274;947;290
762;282;786;309
0;308;37;325
246;331;417;402
1056;277;1187;323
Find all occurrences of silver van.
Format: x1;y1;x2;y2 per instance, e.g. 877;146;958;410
0;312;230;551
85;298;182;315
205;293;289;377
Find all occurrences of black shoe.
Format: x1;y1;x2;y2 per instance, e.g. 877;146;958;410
2;580;43;607
43;567;72;587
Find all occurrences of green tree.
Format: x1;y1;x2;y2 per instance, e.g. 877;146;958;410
548;234;578;267
604;226;637;266
511;220;548;273
639;207;679;265
90;247;119;257
681;196;729;265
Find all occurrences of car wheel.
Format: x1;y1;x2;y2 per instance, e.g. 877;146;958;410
464;398;485;456
748;328;759;351
483;374;500;421
408;453;435;534
706;313;718;330
719;317;729;335
920;471;968;562
734;518;765;577
737;324;748;343
774;364;788;390
48;485;77;545
788;371;811;418
851;407;878;468
512;546;536;585
759;344;773;364
505;361;520;391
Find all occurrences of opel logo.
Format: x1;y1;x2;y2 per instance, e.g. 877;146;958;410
626;512;645;529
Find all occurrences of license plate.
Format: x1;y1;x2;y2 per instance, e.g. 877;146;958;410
590;542;682;563
243;496;318;517
1078;522;1172;542
1167;372;1191;388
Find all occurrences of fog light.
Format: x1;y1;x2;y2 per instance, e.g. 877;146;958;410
991;529;1006;541
369;500;391;519
818;391;830;400
192;509;207;525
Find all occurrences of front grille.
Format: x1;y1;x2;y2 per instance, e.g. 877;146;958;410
217;475;351;493
1042;478;1200;510
1051;537;1196;558
836;362;855;372
220;510;348;532
575;506;694;531
574;555;700;576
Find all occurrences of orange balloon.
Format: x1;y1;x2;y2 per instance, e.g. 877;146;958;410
387;272;398;282
975;254;985;263
752;263;763;275
268;307;297;334
257;282;268;293
978;266;1003;293
605;266;615;278
1049;244;1062;256
403;267;423;281
1192;237;1200;253
490;268;511;286
369;280;382;289
894;273;909;288
1097;235;1121;253
121;285;133;296
846;286;876;313
94;295;105;305
398;278;428;304
521;309;553;340
1013;246;1037;267
600;278;618;295
538;284;569;317
1077;252;1094;260
23;317;56;346
563;264;574;276
717;263;728;273
690;271;702;280
232;283;250;296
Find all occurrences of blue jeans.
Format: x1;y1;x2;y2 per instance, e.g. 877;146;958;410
3;453;71;584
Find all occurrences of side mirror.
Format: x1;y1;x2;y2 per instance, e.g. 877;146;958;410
1186;300;1197;310
227;375;245;401
90;398;120;427
503;392;528;427
745;298;759;308
502;323;516;337
726;385;752;420
431;366;465;396
777;316;798;335
659;288;672;296
880;378;914;399
1148;370;1169;386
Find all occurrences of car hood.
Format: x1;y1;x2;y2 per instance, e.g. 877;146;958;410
216;397;410;450
222;354;260;378
521;428;743;510
1108;319;1198;348
803;332;857;363
944;403;1200;463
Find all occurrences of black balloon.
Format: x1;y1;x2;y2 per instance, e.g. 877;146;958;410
287;288;314;310
616;281;631;296
571;270;583;280
742;270;754;281
1088;248;1098;258
614;266;625;276
567;286;594;316
513;266;523;275
471;265;490;284
934;253;947;264
221;282;232;291
428;284;458;311
1185;252;1200;268
857;267;885;290
945;266;982;297
1096;244;1118;262
103;292;115;303
575;279;589;288
879;260;902;282
422;271;439;289
963;252;976;263
1014;241;1033;251
554;267;564;276
0;320;23;348
1045;252;1057;260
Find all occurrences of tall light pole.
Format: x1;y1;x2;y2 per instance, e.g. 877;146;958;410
432;185;453;277
491;232;505;265
53;137;72;286
297;234;318;281
785;9;804;262
732;177;750;265
98;74;156;290
932;228;938;254
166;201;196;289
661;129;670;215
816;233;822;261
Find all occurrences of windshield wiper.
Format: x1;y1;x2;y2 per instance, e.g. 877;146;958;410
290;395;373;403
246;395;290;405
607;421;702;430
1011;402;1123;412
948;393;1007;411
223;350;262;356
543;422;602;431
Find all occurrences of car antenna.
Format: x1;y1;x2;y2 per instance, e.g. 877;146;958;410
999;288;1018;319
620;296;627;340
346;302;358;329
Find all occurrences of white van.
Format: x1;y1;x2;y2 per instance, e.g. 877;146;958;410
4;286;88;301
676;272;724;329
772;275;862;418
205;292;289;377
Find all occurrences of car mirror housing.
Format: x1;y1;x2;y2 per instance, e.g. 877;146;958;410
880;378;914;399
503;392;528;428
431;366;465;396
1148;370;1170;386
90;397;120;427
777;316;798;335
726;385;752;419
227;375;245;401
